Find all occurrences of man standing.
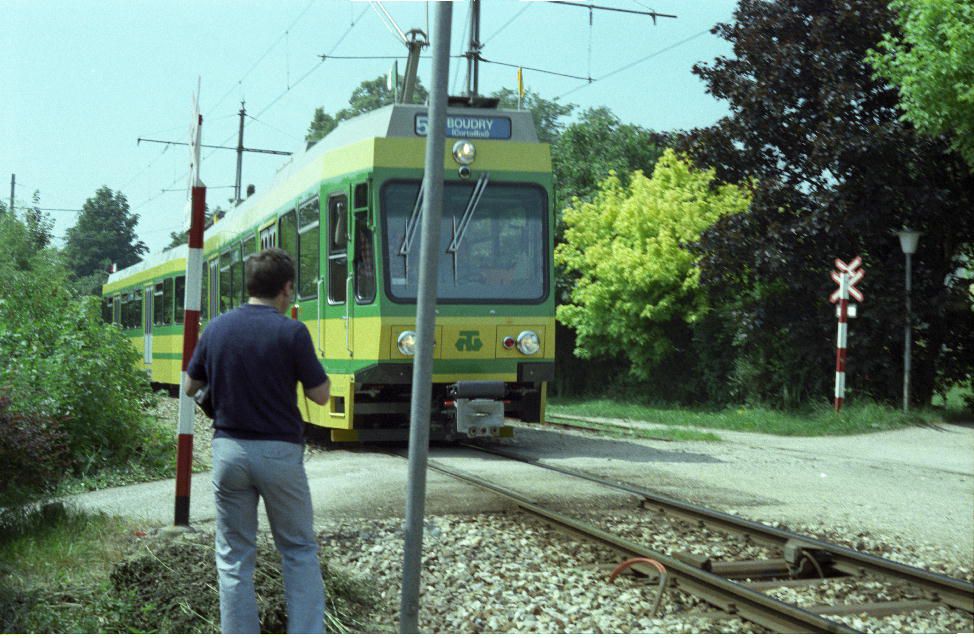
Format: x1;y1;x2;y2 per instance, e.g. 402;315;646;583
185;248;330;633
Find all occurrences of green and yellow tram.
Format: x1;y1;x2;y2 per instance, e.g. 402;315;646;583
103;103;554;442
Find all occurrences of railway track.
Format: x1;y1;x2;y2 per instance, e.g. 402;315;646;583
403;441;973;633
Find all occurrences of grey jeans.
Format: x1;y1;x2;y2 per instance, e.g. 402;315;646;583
211;436;325;633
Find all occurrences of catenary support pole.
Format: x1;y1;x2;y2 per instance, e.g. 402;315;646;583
9;174;14;214
234;102;245;206
400;3;451;633
174;88;206;528
834;273;849;412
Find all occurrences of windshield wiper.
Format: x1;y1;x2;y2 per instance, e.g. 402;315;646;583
448;173;490;281
398;182;425;278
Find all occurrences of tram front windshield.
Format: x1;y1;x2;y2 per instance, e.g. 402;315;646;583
381;181;547;303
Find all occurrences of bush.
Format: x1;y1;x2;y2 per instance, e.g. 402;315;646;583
0;397;71;507
0;213;156;493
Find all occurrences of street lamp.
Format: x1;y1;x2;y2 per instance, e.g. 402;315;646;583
897;229;921;412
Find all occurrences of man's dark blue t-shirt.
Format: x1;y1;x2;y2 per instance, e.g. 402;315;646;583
187;304;328;444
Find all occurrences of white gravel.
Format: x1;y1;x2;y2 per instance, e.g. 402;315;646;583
72;398;972;633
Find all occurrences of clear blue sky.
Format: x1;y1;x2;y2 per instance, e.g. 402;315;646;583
1;0;736;254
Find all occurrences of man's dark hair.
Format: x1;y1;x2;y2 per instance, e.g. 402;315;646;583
246;248;295;298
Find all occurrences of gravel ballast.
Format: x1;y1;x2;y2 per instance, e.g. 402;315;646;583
71;398;972;633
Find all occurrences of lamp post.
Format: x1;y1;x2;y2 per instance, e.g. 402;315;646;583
897;229;921;412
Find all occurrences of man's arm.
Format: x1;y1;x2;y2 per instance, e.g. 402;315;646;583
184;375;206;398
305;378;331;406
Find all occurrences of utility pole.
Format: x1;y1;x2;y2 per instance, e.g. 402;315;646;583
464;0;481;98
9;174;14;214
234;102;246;206
400;2;451;632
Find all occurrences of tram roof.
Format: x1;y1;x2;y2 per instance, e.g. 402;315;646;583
107;104;539;287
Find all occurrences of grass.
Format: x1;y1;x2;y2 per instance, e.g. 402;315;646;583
0;505;377;633
547;397;942;436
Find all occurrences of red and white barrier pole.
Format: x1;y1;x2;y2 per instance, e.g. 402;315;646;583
834;272;849;412
174;100;206;527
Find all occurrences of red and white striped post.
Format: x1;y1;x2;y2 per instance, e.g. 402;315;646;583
175;88;206;527
834;272;849;412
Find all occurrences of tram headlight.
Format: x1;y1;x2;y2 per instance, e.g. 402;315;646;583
516;330;540;356
452;140;476;165
397;330;418;356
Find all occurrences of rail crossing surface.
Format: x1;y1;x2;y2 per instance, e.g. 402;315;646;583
68;418;974;562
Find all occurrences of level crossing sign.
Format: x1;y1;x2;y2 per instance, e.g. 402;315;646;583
829;256;865;303
830;256;865;412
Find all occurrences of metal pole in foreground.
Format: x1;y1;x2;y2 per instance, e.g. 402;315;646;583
174;87;206;527
400;3;451;633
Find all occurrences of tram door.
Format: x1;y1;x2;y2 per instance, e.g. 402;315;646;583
143;286;153;366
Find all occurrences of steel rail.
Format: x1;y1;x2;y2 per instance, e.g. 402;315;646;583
462;441;974;614
422;456;856;633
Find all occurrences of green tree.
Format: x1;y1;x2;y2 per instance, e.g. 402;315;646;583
681;0;974;406
305;107;339;146
555;150;751;385
868;0;974;169
305;75;430;146
23;190;54;251
0;213;159;506
64;186;147;285
166;206;223;249
553;106;670;205
492;88;575;145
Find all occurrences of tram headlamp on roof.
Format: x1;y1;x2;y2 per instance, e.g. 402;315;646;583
452;140;476;166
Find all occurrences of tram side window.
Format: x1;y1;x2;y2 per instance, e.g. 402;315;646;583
102;297;112;323
260;225;277;250
232;244;244;307
328;195;348;304
163;278;175;324
354;212;375;303
113;296;121;325
279;209;299;264
298;198;320;299
219;251;232;313
175;276;185;323
200;261;209;321
153;283;165;326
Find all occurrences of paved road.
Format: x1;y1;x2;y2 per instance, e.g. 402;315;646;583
68;421;974;563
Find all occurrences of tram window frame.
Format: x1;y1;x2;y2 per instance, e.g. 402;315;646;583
200;260;209;321
209;260;220;318
279;209;299;265
327;194;348;305
354;211;376;303
231;243;245;307
297;197;320;300
354;182;369;210
259;224;277;250
163;278;175;325
153;282;165;326
219;250;232;313
175;275;185;323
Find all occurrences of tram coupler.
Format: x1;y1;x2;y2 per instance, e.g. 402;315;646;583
448;381;505;437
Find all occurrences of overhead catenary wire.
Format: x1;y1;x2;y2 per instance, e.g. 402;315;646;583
207;0;318;115
557;28;711;99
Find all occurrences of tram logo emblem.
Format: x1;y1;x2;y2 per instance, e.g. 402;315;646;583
455;330;484;352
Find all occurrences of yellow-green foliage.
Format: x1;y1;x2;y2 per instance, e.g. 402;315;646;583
555;150;751;379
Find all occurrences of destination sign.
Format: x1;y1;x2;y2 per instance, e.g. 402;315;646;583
414;113;512;140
